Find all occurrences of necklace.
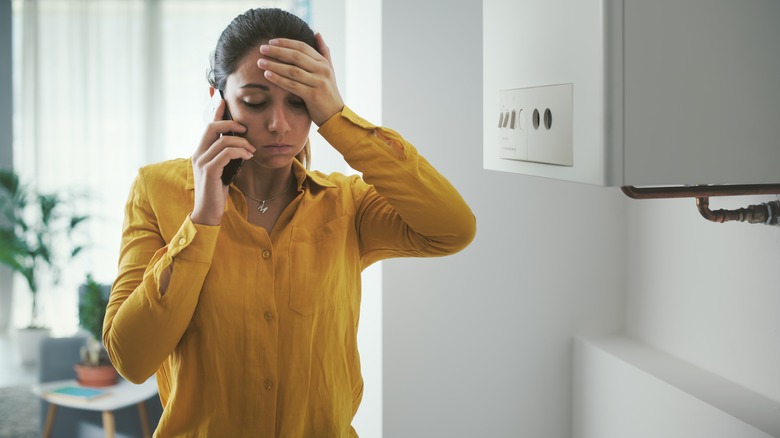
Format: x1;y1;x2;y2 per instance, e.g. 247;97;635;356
241;177;294;214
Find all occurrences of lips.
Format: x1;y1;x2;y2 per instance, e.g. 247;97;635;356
262;144;294;154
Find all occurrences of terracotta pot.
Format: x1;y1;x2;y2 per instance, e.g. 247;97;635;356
74;363;119;387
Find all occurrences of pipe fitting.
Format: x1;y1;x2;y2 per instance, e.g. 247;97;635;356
696;197;780;226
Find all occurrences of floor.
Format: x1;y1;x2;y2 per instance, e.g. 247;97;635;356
0;332;38;388
0;332;41;438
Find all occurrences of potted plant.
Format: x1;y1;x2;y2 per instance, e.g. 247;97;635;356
76;273;118;387
0;169;88;364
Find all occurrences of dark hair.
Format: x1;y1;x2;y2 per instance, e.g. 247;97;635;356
208;8;315;168
208;8;316;91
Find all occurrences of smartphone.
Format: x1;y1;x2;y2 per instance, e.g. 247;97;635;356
216;90;244;185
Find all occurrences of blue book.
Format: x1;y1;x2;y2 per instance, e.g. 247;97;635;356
48;386;109;401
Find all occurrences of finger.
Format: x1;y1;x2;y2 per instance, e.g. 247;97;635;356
196;120;246;154
314;33;334;70
212;119;247;136
200;135;255;163
196;145;254;179
266;38;325;64
195;123;250;157
257;57;317;89
207;147;254;175
259;43;330;79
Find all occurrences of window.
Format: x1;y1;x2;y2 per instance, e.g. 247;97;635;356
11;0;311;333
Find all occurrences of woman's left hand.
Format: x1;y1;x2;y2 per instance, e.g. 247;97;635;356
258;33;344;126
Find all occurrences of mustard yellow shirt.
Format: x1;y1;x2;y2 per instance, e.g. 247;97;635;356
103;107;476;437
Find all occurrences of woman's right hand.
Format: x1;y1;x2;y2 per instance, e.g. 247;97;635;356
191;96;255;226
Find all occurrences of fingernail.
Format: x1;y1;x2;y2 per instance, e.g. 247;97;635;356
260;45;270;54
268;39;279;45
264;71;274;79
257;58;268;67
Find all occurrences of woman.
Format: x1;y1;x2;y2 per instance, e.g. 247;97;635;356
104;7;475;437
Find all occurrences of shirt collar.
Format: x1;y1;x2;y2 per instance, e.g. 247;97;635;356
184;157;337;191
292;158;337;191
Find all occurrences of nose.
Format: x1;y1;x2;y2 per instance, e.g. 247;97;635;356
267;102;290;134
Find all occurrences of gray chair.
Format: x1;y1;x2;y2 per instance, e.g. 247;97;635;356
38;336;163;438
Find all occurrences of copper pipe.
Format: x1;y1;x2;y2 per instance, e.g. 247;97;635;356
621;184;780;199
696;197;780;225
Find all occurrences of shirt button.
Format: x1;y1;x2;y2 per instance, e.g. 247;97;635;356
264;379;273;390
178;237;186;245
264;312;273;321
262;250;271;259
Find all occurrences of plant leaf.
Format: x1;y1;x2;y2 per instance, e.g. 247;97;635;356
69;215;89;230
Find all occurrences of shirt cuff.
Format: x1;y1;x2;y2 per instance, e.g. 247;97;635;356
167;214;220;263
318;106;378;155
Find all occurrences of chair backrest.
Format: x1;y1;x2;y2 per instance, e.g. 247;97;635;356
39;336;88;383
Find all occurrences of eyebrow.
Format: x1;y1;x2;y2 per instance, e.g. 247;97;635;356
240;84;270;91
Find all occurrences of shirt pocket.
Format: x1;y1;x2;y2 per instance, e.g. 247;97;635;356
289;215;352;316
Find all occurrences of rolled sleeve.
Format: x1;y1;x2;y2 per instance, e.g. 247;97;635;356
168;215;220;262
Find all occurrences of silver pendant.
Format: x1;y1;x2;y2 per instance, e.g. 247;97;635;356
258;201;269;214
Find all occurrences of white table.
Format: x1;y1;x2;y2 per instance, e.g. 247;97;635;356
32;376;158;438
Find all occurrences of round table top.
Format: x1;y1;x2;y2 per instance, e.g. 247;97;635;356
32;376;158;411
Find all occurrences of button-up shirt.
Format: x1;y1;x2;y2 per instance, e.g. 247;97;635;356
103;107;476;437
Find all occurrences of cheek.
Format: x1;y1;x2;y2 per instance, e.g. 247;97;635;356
291;115;313;137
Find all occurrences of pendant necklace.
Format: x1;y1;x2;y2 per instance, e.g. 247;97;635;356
242;177;294;214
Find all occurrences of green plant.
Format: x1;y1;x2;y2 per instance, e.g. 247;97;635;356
79;273;108;340
78;273;111;366
0;169;89;328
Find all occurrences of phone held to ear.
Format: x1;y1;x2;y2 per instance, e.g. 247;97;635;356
215;90;244;186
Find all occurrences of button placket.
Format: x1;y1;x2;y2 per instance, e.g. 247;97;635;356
259;249;273;321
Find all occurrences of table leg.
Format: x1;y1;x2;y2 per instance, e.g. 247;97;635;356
138;401;151;438
102;410;116;438
42;403;57;438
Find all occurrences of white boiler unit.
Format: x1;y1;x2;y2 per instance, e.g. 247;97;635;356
483;0;780;187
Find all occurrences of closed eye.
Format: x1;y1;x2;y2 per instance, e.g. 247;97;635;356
243;101;267;109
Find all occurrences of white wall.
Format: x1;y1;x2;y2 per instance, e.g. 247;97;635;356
381;1;780;436
381;1;626;436
626;196;780;402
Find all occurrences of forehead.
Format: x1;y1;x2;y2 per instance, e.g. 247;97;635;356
225;49;276;90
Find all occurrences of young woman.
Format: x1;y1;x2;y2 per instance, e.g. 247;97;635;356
104;7;475;437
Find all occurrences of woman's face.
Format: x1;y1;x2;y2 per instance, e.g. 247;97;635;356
222;47;311;169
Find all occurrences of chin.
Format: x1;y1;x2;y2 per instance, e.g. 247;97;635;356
253;156;297;170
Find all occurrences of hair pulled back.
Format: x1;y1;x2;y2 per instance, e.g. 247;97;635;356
208;8;316;167
209;8;316;91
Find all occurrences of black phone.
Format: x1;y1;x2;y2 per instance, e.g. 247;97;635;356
216;90;244;186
